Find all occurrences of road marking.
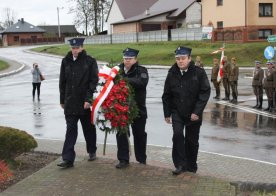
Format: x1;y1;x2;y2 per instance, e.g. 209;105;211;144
217;100;276;119
200;150;276;166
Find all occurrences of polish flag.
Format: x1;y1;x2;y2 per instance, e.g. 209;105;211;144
217;48;224;82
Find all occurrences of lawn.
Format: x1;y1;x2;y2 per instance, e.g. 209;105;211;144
31;41;272;66
0;60;9;71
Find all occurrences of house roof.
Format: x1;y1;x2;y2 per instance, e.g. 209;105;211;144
112;8;177;25
2;19;45;33
37;25;79;34
107;0;158;20
112;0;197;25
150;0;196;18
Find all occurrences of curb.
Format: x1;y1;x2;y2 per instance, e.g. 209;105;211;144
0;64;26;78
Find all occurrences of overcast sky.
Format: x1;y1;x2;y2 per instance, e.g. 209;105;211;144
0;0;76;27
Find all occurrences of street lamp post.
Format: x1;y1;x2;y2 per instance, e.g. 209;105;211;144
57;6;64;38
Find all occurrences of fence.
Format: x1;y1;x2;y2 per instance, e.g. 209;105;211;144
65;28;204;45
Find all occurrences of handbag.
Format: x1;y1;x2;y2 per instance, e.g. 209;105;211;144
40;74;45;81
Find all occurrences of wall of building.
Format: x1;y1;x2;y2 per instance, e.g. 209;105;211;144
3;33;44;46
186;2;202;27
106;1;124;34
202;0;245;28
113;23;139;33
247;0;276;26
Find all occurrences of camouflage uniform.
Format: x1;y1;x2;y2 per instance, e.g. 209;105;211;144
211;60;220;99
228;59;239;103
252;62;264;109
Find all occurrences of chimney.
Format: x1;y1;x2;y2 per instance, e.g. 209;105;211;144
21;18;24;23
145;9;150;15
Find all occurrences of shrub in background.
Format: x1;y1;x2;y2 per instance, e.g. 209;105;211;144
0;160;13;183
0;126;37;160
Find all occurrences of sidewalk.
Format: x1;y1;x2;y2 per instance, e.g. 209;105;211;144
1;139;276;195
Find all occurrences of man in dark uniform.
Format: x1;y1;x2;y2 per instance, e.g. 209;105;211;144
273;62;276;113
58;38;99;168
228;57;239;104
162;46;210;175
211;58;220;99
252;60;264;109
116;47;149;169
222;56;231;100
263;61;275;112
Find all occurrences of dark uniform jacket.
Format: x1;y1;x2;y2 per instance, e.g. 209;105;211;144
252;67;264;86
59;50;99;115
211;64;219;81
222;61;231;79
119;62;148;118
162;62;210;123
263;68;275;89
228;64;239;82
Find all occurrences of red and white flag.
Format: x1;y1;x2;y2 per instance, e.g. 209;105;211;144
211;47;224;82
217;48;224;82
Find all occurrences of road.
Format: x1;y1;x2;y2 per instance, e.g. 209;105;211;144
0;45;275;164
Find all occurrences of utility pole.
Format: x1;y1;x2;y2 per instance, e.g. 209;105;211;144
57;6;64;38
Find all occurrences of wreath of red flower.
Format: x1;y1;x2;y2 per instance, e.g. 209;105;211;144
92;66;139;154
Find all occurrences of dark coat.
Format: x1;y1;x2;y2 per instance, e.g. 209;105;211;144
119;62;148;118
59;50;98;115
252;67;264;86
162;62;210;123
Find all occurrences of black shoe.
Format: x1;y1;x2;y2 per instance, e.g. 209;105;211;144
57;160;74;168
172;166;186;175
139;160;146;165
222;97;229;101
116;161;129;169
231;99;237;104
88;153;96;161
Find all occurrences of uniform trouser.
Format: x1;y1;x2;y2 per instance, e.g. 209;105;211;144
253;85;263;97
229;81;238;99
62;112;97;162
265;88;274;101
222;78;230;98
32;82;41;98
212;80;220;96
171;112;201;172
116;117;147;163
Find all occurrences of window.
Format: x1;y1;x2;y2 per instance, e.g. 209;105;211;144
217;21;223;29
13;36;19;42
258;29;272;39
217;0;223;6
259;3;273;17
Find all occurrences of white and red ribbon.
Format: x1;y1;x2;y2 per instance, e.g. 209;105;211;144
91;65;120;125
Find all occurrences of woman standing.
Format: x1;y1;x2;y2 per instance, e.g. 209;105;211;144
31;63;43;101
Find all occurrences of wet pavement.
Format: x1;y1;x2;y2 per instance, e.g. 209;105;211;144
0;46;276;164
1;46;276;195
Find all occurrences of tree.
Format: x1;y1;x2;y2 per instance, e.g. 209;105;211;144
70;0;111;35
1;8;17;28
69;0;93;36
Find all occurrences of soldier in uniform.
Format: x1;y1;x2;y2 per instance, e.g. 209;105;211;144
252;61;264;109
263;61;275;112
115;48;149;169
272;61;276;112
195;56;204;68
222;56;231;100
162;46;210;175
58;38;99;168
210;58;220;99
228;57;239;104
